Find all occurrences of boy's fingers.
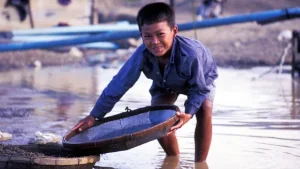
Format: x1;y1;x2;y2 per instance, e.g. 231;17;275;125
72;121;90;132
167;128;177;136
71;116;95;132
78;123;89;132
171;119;183;131
72;122;84;131
176;111;184;116
170;115;184;132
165;112;185;136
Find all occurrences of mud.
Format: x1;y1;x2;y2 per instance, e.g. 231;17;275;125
0;144;45;157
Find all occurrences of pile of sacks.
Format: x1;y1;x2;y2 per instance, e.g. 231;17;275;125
0;131;12;141
34;131;62;144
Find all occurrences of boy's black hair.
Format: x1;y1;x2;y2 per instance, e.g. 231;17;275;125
136;2;175;31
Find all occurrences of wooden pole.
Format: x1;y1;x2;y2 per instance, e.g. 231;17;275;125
170;0;175;9
90;0;95;25
27;0;34;28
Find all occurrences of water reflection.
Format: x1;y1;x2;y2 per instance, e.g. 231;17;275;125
159;156;209;169
56;94;75;121
194;162;209;169
291;78;300;119
0;107;34;118
0;66;300;169
160;156;180;169
0;66;100;145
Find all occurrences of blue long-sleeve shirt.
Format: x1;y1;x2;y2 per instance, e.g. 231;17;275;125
90;35;218;119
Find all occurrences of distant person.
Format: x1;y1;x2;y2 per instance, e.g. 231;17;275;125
72;2;218;162
4;0;29;21
196;0;226;21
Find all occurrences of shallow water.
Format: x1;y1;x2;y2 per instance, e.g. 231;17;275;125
0;65;300;169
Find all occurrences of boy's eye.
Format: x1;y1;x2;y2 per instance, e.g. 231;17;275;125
158;33;164;36
144;35;151;38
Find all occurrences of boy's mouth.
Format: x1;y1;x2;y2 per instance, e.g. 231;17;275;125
152;46;164;53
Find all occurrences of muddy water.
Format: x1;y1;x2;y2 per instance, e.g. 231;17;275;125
0;65;299;169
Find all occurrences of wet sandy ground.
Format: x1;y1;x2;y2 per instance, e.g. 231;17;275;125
0;65;300;169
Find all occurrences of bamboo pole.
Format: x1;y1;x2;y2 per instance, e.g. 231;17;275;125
90;0;95;25
27;0;34;28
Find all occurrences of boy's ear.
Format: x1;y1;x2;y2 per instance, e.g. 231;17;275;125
173;25;178;37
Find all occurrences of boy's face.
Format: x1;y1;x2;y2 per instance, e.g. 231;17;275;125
140;21;178;57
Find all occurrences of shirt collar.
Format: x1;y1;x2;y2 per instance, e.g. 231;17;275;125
169;36;178;64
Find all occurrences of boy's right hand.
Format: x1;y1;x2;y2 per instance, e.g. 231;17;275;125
167;111;192;135
71;115;95;132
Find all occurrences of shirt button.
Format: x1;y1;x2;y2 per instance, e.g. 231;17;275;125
163;80;166;83
157;72;159;75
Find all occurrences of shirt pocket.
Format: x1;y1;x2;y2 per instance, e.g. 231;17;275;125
176;56;192;79
169;61;190;91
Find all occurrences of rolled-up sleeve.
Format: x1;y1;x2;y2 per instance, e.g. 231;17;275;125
90;45;145;119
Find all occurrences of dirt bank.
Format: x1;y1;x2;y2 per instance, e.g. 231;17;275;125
0;0;299;71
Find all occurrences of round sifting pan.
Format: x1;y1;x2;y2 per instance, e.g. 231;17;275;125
0;143;99;169
63;105;180;154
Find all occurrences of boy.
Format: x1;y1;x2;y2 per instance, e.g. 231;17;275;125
197;0;225;21
72;2;218;162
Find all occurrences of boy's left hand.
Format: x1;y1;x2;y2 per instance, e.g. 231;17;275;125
167;111;192;135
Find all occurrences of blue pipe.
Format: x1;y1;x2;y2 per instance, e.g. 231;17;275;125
11;23;138;36
0;31;140;52
11;35;119;50
0;7;299;52
0;21;135;38
79;42;119;50
179;7;300;31
12;35;93;41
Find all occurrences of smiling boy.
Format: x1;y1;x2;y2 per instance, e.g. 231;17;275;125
72;2;218;162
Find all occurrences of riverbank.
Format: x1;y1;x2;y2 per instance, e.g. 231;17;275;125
0;0;299;71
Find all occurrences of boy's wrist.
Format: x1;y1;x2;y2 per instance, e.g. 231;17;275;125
89;113;98;120
185;105;198;116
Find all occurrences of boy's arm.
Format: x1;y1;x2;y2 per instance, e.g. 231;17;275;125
90;45;146;119
184;50;217;116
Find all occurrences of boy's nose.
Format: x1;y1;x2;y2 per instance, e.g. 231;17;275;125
151;37;160;44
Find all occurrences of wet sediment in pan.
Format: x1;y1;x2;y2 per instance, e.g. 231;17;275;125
0;143;84;157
